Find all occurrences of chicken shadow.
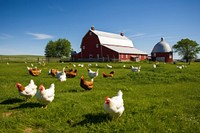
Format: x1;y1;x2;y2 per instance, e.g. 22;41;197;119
9;102;42;110
72;113;109;127
0;98;24;105
60;89;85;93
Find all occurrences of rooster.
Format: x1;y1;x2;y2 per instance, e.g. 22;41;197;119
88;68;99;79
36;83;55;108
27;66;42;76
65;69;78;78
102;71;114;78
80;75;94;90
104;90;124;119
16;79;37;101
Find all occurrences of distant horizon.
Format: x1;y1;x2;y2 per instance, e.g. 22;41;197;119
0;54;196;60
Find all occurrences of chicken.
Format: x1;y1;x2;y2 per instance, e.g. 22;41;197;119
88;63;92;67
27;66;42;76
58;67;66;82
80;75;94;90
106;64;112;69
153;64;156;69
36;83;55;108
102;71;114;78
78;64;84;67
88;68;99;79
104;90;124;119
130;66;141;72
177;65;185;69
16;79;37;101
123;65;126;68
48;68;59;77
65;69;78;78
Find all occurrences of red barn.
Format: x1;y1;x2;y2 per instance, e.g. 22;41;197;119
151;37;173;62
77;26;148;62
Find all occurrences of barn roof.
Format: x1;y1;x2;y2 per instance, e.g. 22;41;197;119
103;44;148;55
90;29;134;47
152;38;172;53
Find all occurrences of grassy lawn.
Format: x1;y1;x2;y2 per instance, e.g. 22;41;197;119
0;61;200;132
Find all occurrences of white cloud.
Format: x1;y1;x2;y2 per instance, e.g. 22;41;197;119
129;33;146;38
0;33;12;39
27;32;54;40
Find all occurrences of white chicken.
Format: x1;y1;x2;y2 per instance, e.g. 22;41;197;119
177;65;183;69
107;64;112;69
16;79;37;101
88;63;92;67
104;90;125;119
78;64;84;67
123;64;126;68
88;68;99;79
36;83;55;108
131;66;141;72
55;70;62;78
153;64;156;69
58;67;66;82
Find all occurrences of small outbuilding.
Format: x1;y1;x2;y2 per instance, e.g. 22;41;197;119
151;37;173;62
77;26;148;62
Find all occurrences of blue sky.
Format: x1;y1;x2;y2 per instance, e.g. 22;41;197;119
0;0;200;59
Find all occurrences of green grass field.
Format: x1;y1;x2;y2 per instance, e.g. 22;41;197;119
0;61;200;132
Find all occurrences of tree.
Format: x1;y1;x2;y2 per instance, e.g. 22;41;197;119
45;38;72;57
173;38;200;64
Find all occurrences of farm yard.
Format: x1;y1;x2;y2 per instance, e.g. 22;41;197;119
0;60;200;132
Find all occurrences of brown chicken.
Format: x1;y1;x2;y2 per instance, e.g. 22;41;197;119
65;69;77;78
102;71;114;78
27;66;41;76
80;75;94;90
49;68;59;77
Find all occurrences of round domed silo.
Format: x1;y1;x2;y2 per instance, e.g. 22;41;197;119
151;37;173;62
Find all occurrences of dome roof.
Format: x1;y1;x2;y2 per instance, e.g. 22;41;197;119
152;38;172;53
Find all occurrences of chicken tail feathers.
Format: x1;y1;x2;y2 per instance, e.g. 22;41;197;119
117;90;123;97
50;83;55;90
30;79;34;85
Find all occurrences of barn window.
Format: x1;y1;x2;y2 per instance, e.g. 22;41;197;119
169;54;172;58
83;45;85;50
96;44;99;48
97;54;99;59
126;54;128;58
89;32;92;36
121;54;124;58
